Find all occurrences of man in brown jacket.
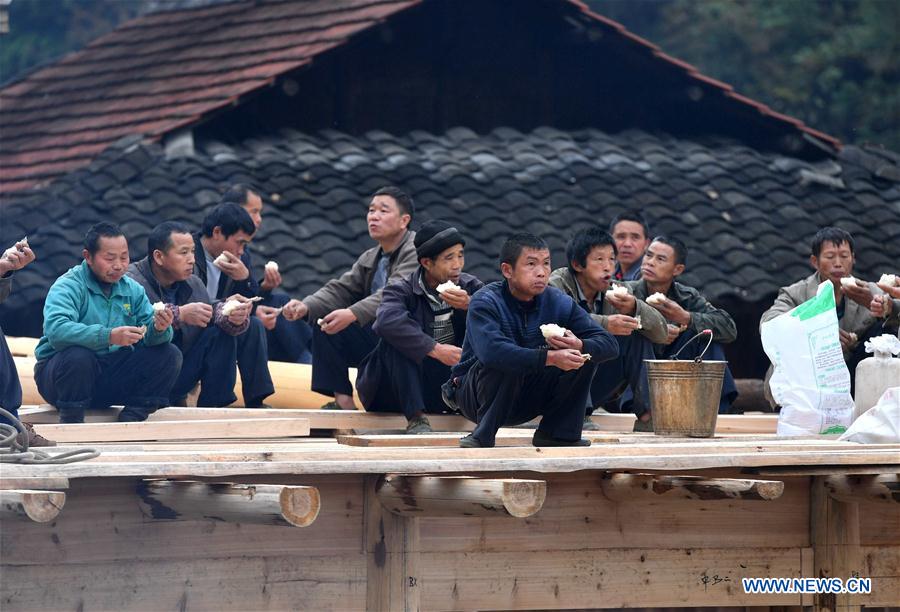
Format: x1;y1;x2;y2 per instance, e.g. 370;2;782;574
284;187;418;409
760;227;899;405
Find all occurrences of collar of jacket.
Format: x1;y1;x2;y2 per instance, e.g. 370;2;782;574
134;257;192;303
380;229;413;263
501;279;543;312
78;260;129;298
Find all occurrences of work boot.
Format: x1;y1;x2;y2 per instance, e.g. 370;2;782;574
406;415;433;435
320;401;341;411
459;433;484;448
440;379;459;413
582;414;601;431
16;423;57;448
532;429;591;447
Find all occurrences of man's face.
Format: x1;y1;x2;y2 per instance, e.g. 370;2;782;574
84;235;129;284
573;244;616;293
422;243;465;284
811;240;854;284
502;247;551;299
209;228;252;258
367;195;410;242
243;192;263;230
612;220;650;270
154;232;196;282
641;241;683;285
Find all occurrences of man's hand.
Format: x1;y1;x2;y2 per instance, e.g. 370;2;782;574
153;307;174;332
260;266;283;292
180;302;214;327
651;297;692;327
869;294;894;319
440;287;470;310
321;308;357;334
843;279;874;308
109;326;145;347
546;348;587;371
428;343;462;366
256;305;280;330
223;294;252;325
214;251;250;281
662;323;684;345
282;299;308;321
0;241;35;276
876;280;900;300
605;292;637;316
839;329;858;353
547;329;584;351
606;314;640;336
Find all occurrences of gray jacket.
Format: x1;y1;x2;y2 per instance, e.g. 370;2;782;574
630;278;737;344
302;230;418;326
548;267;668;344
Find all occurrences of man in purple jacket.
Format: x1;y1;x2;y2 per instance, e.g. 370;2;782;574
356;221;483;434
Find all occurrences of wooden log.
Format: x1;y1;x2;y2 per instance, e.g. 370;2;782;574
0;477;69;490
33;418;310;443
13;356;41;406
6;336;38;357
601;473;785;502
0;489;66;523
823;474;900;504
377;475;547;518
137;480;320;527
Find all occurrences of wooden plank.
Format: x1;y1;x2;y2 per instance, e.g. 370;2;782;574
137;480;320;527
377;475;546;518
749;466;900;477
600;473;784;501
862;545;900;607
811;476;863;612
32;418;310;442
0;476;69;490
339;431;620;447
0;489;66;523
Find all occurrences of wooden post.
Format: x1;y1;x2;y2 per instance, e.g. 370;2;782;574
365;475;420;611
0;489;65;523
137;480;320;527
823;474;899;504
377;475;547;517
811;476;863;612
601;473;785;502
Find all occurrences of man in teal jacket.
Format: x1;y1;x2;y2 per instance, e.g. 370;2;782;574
34;223;182;423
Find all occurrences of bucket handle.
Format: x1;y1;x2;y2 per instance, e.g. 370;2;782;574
670;329;714;362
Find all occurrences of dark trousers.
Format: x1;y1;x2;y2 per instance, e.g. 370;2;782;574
457;361;597;447
589;332;653;416
0;330;22;426
654;333;739;414
235;317;275;406
311;323;378;397
360;345;451;419
34;344;182;423
262;293;312;364
169;326;239;407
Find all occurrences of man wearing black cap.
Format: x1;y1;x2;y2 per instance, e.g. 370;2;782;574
356;220;483;433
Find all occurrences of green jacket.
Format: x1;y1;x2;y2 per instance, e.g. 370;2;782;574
35;261;172;361
630;278;738;344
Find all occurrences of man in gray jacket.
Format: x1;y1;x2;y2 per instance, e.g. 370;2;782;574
284;186;419;409
549;227;667;428
128;221;256;407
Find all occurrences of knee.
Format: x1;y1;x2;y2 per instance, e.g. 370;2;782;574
55;347;100;378
149;343;183;375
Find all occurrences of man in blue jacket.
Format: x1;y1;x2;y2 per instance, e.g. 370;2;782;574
356;220;483;434
445;233;619;448
34;223;181;423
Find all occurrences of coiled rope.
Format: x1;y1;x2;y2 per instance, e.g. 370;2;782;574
0;407;100;464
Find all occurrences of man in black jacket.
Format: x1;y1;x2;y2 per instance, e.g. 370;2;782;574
356;221;483;433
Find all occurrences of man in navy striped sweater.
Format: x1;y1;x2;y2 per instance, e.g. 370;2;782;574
444;233;619;448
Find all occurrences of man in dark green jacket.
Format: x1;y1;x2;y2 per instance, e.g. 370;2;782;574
34;223;181;423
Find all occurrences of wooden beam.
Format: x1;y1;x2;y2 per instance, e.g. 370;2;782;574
0;489;65;523
137;480;320;527
601;473;785;502
339;432;620;447
32;418;310;442
377;475;547;518
811;476;864;612
823;474;900;504
0;477;69;490
365;475;420;611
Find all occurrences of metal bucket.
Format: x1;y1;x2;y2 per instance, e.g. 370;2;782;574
645;330;726;437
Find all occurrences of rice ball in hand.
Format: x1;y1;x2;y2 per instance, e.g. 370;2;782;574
436;280;460;294
540;323;567;339
646;292;667;306
152;302;166;313
266;261;279;273
605;284;629;300
840;276;858;288
879;273;898;287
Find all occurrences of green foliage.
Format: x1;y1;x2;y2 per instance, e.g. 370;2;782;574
588;0;900;149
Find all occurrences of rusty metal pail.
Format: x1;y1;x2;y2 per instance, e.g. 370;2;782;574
645;330;726;437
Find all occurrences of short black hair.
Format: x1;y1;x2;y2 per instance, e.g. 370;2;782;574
372;186;414;219
609;211;650;239
811;227;854;257
500;233;549;267
566;227;617;274
83;222;125;255
650;235;688;266
221;183;258;207
148;221;192;259
201;203;256;239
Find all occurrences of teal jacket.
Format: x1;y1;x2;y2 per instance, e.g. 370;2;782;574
35;261;173;361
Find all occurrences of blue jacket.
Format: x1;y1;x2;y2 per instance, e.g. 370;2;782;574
36;261;172;361
451;281;618;379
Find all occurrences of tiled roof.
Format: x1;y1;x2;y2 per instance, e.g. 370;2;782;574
1;127;897;337
0;0;840;195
